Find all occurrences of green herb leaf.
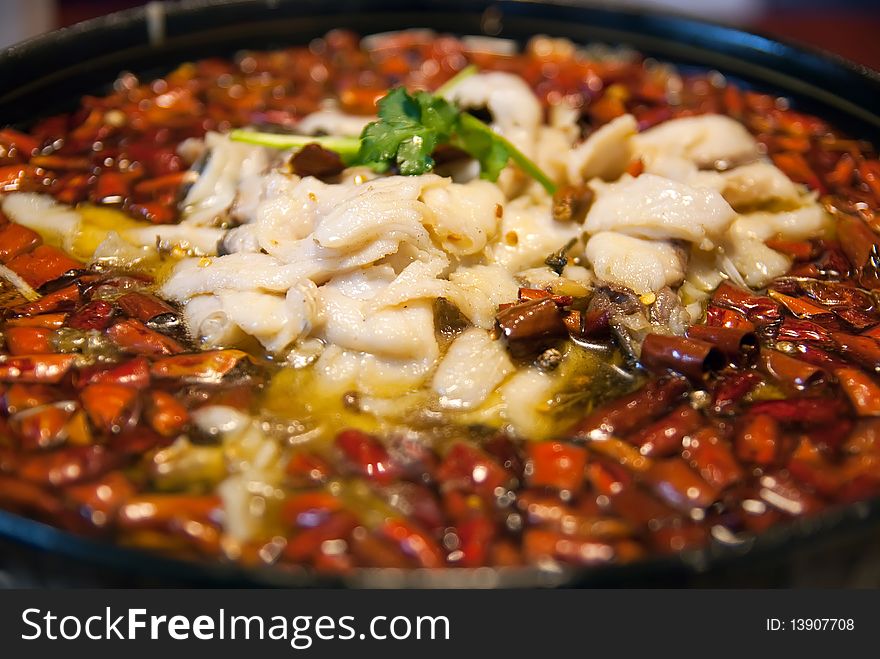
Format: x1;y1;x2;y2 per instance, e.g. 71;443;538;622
356;87;457;175
229;81;557;194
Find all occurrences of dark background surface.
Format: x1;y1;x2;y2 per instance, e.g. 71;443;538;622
53;0;880;69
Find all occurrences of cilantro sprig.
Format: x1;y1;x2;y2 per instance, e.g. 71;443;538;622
228;73;557;194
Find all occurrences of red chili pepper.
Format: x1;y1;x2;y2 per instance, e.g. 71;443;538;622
349;529;412;568
150;350;249;382
116;292;177;324
859;160;880;204
5;313;67;330
75;357;151;389
684;426;744;490
645;458;719;511
787;437;841;497
758;471;824;516
4;327;53;355
117;494;222;530
772;152;826;194
17;444;123;487
831;331;880;371
281;492;343;529
526;441;587;491
10;402;75;451
3;383;58;413
777;317;834;345
0;475;70;526
626;404;703;457
712;282;781;328
0;165;42;193
6;245;82;288
611;487;679;526
649;523;710;554
106;318;185;355
748;397;849;426
284;452;334;485
759;348;828;390
66;471;136;526
144;390;189;437
132;171;189;196
68;299;116;331
334;428;398;484
523;528;616;565
705;304;754;330
0;222;41;264
767;289;834;320
128;202;177;224
435;442;511;498
10;284;80;316
80;383;139;435
92;171;133;204
0;354;76;384
836;367;880;417
735;413;782;465
711;371;763;415
826;153;855;189
569;375;689;439
380;518;445;568
455;515;496;567
0;128;39;155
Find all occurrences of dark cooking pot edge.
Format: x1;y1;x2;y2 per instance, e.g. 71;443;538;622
1;0;879;587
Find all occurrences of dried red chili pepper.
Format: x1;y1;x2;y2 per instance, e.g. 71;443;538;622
685;325;758;362
116;291;178;325
523;528;616;565
144;390;189;436
80;383;139;434
17;444;123;487
711;370;763;414
380;518;445;568
281;492;343;529
75;357;151;389
735;413;782;466
759;348;828;390
683;426;743;491
10;402;75;451
10;284;80;316
6;245;82;289
645;458;719;511
107;318;185;356
285;451;334;486
570;375;689;439
626;404;703;458
640;334;725;383
150;350;249;382
712;284;781;334
5;313;67;329
0;354;76;384
68;299;116;331
454;515;496;567
765;238;818;262
436;443;511;498
526;441;587;491
4;327;53;355
836;367;880;417
335;428;399;484
0;223;41;263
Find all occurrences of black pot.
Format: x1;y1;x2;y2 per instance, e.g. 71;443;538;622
1;0;879;588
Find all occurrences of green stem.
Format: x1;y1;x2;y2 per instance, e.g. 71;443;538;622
228;129;361;158
435;64;479;96
458;113;558;195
